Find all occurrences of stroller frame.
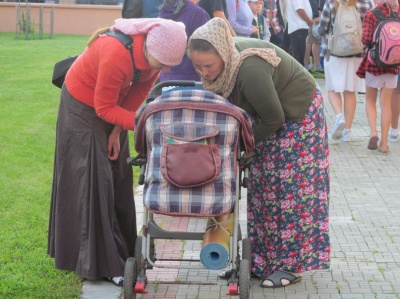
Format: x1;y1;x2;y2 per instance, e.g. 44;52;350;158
124;81;253;299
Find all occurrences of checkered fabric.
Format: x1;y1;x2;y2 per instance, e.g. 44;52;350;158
134;89;254;217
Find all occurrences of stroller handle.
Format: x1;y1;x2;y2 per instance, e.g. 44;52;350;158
153;80;201;91
127;155;147;185
146;80;203;103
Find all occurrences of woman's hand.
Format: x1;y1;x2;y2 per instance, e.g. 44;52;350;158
108;126;122;161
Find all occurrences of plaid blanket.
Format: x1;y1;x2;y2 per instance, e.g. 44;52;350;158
134;89;254;216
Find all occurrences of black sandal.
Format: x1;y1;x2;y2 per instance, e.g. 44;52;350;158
260;270;302;288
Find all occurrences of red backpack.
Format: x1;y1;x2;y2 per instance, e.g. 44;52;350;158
368;9;400;67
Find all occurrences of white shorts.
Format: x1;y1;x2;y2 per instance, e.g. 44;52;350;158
365;72;398;89
324;56;365;93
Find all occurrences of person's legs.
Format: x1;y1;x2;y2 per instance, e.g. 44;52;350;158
389;81;400;141
391;84;400;129
338;91;357;142
328;91;343;115
365;86;378;139
289;29;308;66
304;41;313;71
312;43;323;72
379;87;393;152
328;91;345;139
343;91;357;130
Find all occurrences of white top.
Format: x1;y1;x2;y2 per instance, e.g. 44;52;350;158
286;0;312;34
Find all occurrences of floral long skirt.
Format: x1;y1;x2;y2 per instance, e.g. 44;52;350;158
247;87;330;278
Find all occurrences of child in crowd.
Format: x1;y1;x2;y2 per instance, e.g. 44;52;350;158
304;0;323;73
248;0;271;41
303;24;323;73
319;0;372;142
356;0;400;153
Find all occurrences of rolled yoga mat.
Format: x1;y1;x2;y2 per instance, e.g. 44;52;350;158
200;213;234;270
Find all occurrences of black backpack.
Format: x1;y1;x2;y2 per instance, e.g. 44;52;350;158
52;31;140;89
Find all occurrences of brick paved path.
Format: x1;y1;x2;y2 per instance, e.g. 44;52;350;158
82;78;400;299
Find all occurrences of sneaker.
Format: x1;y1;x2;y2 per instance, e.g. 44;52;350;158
340;129;352;142
331;115;346;139
388;130;398;142
315;65;324;73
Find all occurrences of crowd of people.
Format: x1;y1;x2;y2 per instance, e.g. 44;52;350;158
47;0;400;292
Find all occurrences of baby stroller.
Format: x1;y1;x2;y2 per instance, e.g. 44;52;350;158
124;81;255;299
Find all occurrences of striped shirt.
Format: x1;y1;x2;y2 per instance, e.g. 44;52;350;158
263;0;282;33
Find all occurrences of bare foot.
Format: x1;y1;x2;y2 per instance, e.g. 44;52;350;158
378;144;389;153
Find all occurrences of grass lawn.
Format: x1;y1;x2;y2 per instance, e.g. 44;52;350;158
0;32;139;299
312;71;325;80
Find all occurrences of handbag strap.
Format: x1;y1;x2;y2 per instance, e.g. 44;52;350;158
105;30;141;82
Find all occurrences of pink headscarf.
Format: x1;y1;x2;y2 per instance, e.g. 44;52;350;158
374;0;399;11
111;18;187;66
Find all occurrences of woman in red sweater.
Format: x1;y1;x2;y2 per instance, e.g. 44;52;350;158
47;18;187;285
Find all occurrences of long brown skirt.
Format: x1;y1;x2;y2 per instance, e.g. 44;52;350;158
47;85;137;279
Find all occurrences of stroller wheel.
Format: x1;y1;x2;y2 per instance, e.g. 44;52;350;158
241;238;251;271
239;259;250;299
124;257;137;299
134;236;143;269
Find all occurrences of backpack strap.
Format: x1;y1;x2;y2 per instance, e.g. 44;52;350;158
105;30;141;82
333;0;356;12
371;9;387;21
107;30;133;49
333;0;339;12
367;10;384;49
372;7;399;20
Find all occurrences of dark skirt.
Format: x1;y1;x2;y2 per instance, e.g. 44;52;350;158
47;85;137;279
247;87;330;278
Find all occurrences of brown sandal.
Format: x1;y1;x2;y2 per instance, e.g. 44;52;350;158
367;136;379;150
